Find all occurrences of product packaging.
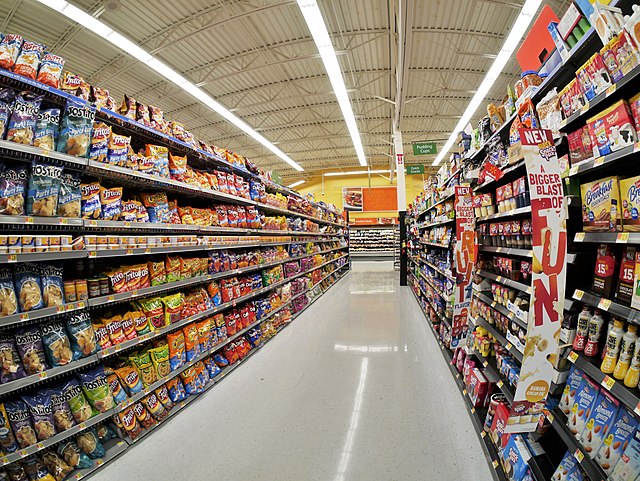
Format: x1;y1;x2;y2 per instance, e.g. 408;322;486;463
580;177;622;232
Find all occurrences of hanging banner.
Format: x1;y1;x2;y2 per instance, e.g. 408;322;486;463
506;129;566;433
451;185;475;348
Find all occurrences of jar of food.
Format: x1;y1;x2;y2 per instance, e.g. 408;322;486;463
98;276;110;296
87;278;101;298
63;281;77;303
521;70;542;90
75;280;88;301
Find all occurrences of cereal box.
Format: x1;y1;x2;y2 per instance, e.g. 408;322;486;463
580;176;622;232
499;434;533;481
567;376;599;436
580;389;620;457
595;406;638;474
620;176;640;231
610;428;640;481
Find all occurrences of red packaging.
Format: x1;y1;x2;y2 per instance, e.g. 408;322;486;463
240;306;251;329
489;402;512;451
592;244;618;298
616;246;636;305
567;127;591;165
247;303;257;324
225;311;237;335
467;368;492;407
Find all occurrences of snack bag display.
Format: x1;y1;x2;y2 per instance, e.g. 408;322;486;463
57;440;92;470
149;344;170;378
33;109;60;151
0;88;15;139
92;322;111;351
117;406;143;440
145;145;169;178
0;163;27;216
132;401;155;429
166;377;186;402
99;186;122;220
0;332;25;384
137;297;164;330
141;392;168;422
21;392;56;441
107;372;128;405
44;388;75;432
61;379;93;423
40;265;63;308
0;34;23;70
41;451;73;481
130;350;157;387
14;326;48;375
80;181;101;219
36;54;65;88
167;331;186;371
120;312;137;341
165;255;180;283
147;260;166;286
0;268;18;317
7;91;43;145
126;310;151;337
12;41;45;79
14;264;43;312
118;95;137;120
26;162;63;216
182;324;200;361
57;98;95;157
139;192;170;223
107;133;130;167
78;366;114;413
161;293;183;325
115;365;144;395
5;400;37;448
56;173;81;218
0;403;18;454
76;429;105;459
88;122;111;163
41;321;73;367
66;311;97;359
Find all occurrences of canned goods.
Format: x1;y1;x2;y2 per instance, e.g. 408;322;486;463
63;280;77;303
87;278;101;298
75;280;88;301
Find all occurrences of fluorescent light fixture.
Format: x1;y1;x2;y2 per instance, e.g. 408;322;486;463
432;0;542;166
323;169;390;177
297;0;367;167
34;0;304;173
287;180;306;188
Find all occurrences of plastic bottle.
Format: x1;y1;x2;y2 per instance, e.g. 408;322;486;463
584;310;605;357
601;319;625;373
624;339;640;388
572;305;592;351
613;325;639;380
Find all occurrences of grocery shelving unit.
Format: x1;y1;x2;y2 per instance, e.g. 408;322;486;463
348;225;398;259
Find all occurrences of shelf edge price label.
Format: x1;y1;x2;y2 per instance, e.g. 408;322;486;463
574;232;585;242
598;298;612;311
483;361;488;368
601;375;616;391
481;431;486;438
462;389;467;395
574;449;584;462
569;165;579;176
7;254;16;263
634;402;640;417
568;351;579;363
471;407;476;414
574;289;584;301
617;233;630;243
547;412;554;423
497;380;503;388
593;156;605;167
606;84;617;95
19;450;28;458
492;460;499;469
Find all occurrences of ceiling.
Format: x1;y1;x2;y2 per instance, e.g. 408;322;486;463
1;0;571;181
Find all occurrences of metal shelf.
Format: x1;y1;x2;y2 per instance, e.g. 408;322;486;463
469;348;515;404
473;160;525;193
471;314;523;364
574;231;640;244
477;269;532;295
476;206;531;223
569;143;639;177
0;301;87;329
473;291;528;329
573;288;640;326
0;250;86;263
415;191;455;218
478;246;532;257
418;217;454;229
424;260;455;281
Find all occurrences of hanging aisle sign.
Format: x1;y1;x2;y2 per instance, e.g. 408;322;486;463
506;129;567;433
451;185;475;348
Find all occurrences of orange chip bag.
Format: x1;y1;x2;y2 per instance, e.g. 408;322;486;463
179;257;191;280
147;260;166;286
120;313;137;341
103;314;125;344
213;313;225;327
182;324;200;361
92;322;112;350
125;264;149;291
167;331;185;370
117;406;143;439
105;267;126;293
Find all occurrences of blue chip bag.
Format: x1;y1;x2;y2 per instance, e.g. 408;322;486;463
88;121;110;163
66;311;97;360
57;97;95;157
76;428;105;459
166;377;186;402
139;192;169;223
115;365;144;395
0;332;25;383
204;357;221;378
99;186;122;220
0;164;28;216
80;181;100;219
95;423;117;442
39;264;64;308
0;402;18;454
0;88;16;138
6;91;43;145
213;353;228;367
13;263;44;312
5;399;37;448
107;371;128;405
56;172;81;218
21;392;56;441
43;388;76;432
0;267;18;316
107;133;130;167
41;320;73;367
26;162;63;217
33;108;60;151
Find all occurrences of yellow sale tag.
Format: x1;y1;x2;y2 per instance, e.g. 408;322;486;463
462;389;467;395
25;217;33;224
574;232;585;242
126;249;133;255
594;156;605;167
547;413;555;423
471;407;476;414
107;295;115;302
617;233;630;243
19;450;28;457
506;343;512;350
38;372;47;380
483;361;489;368
574;290;584;300
606;84;617;95
7;254;16;262
59;218;68;225
481;431;486;438
20;313;28;320
598;298;612;311
89;251;96;258
575;449;584;462
568;351;579;363
569;165;579;176
0;457;8;465
602;376;616;391
96;459;104;466
497;380;504;388
79;423;86;429
492;460;499;468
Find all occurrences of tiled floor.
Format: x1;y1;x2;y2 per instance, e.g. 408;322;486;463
91;261;493;481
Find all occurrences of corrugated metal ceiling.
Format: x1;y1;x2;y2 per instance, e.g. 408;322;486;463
1;0;572;180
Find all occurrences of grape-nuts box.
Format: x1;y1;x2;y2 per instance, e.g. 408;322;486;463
595;406;639;474
567;376;599;436
610;427;640;481
580;389;620;457
620;176;640;232
580;176;622;232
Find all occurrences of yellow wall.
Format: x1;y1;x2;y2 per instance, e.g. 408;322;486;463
298;173;426;218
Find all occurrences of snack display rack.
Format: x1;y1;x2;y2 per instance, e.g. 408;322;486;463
0;33;351;481
407;1;640;480
348;225;398;258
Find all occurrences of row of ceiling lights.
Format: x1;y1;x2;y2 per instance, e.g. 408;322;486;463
37;0;542;178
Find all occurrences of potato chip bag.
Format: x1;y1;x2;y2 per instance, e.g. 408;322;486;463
167;331;186;371
57;440;91;470
88;122;110;163
117;94;137;120
145;145;169;178
107;133;130;167
125;309;151;336
147;260;166;286
78;366;114;413
12;40;45;79
213;353;228;367
22;456;56;481
137;297;164;330
92;322;112;351
26;162;62;217
22;392;56;441
117;406;143;439
57;97;95;157
161;293;183;325
141;392;168;422
135;200;150;222
130;350;157;387
14;326;48;375
103;314;125;345
99;186;122;220
0;403;18;454
166;377;186;402
119;200;137;222
168;153;187;182
0;34;23;70
182;324;200;361
132;402;155;429
179;367;199;395
165;255;180;283
149;345;170;378
66;311;97;360
6;463;30;481
80;182;101;219
107;373;128;405
33;108;60;151
197;319;212;353
135;101;150;126
115;365;144;395
76;429;105;459
60;379;93;423
36;54;65;88
120;312;137;341
90;86;110;110
41;451;73;481
57;173;81;218
39;264;63;308
43;388;75;433
5;399;36;449
13;264;43;313
0;163;27;217
95;422;117;443
7;93;42;146
154;384;173;409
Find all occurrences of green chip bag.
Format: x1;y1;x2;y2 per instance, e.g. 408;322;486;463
77;366;114;413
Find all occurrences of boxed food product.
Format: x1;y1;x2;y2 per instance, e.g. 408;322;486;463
490;401;512;451
580;177;622;232
551;450;578;481
567;127;591;165
567;375;599;436
610;428;640;481
467;368;493;408
559;366;585;415
592;244;618;298
576;52;612;100
586;100;637;157
580;389;620;457
595;406;638;475
499;434;533;481
620;176;640;232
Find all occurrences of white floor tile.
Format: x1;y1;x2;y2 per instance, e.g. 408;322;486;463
90;261;494;481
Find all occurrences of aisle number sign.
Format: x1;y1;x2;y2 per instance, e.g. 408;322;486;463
451;185;475;348
506;129;567;433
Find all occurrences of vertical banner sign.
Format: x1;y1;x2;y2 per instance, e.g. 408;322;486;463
452;185;475;348
506;129;566;433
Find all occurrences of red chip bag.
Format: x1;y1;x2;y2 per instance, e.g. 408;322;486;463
223;343;239;364
132;402;155;429
225;312;237;336
93;322;112;350
118;406;143;439
103;314;125;344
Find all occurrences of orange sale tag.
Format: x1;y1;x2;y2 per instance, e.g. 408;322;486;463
574;290;584;300
601;376;615;391
568;351;578;363
574;233;585;242
598;298;612;311
617;233;630;243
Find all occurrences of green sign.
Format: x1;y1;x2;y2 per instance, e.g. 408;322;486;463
412;141;437;156
271;171;283;185
405;164;425;175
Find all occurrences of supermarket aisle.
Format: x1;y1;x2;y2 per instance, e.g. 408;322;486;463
93;261;493;481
